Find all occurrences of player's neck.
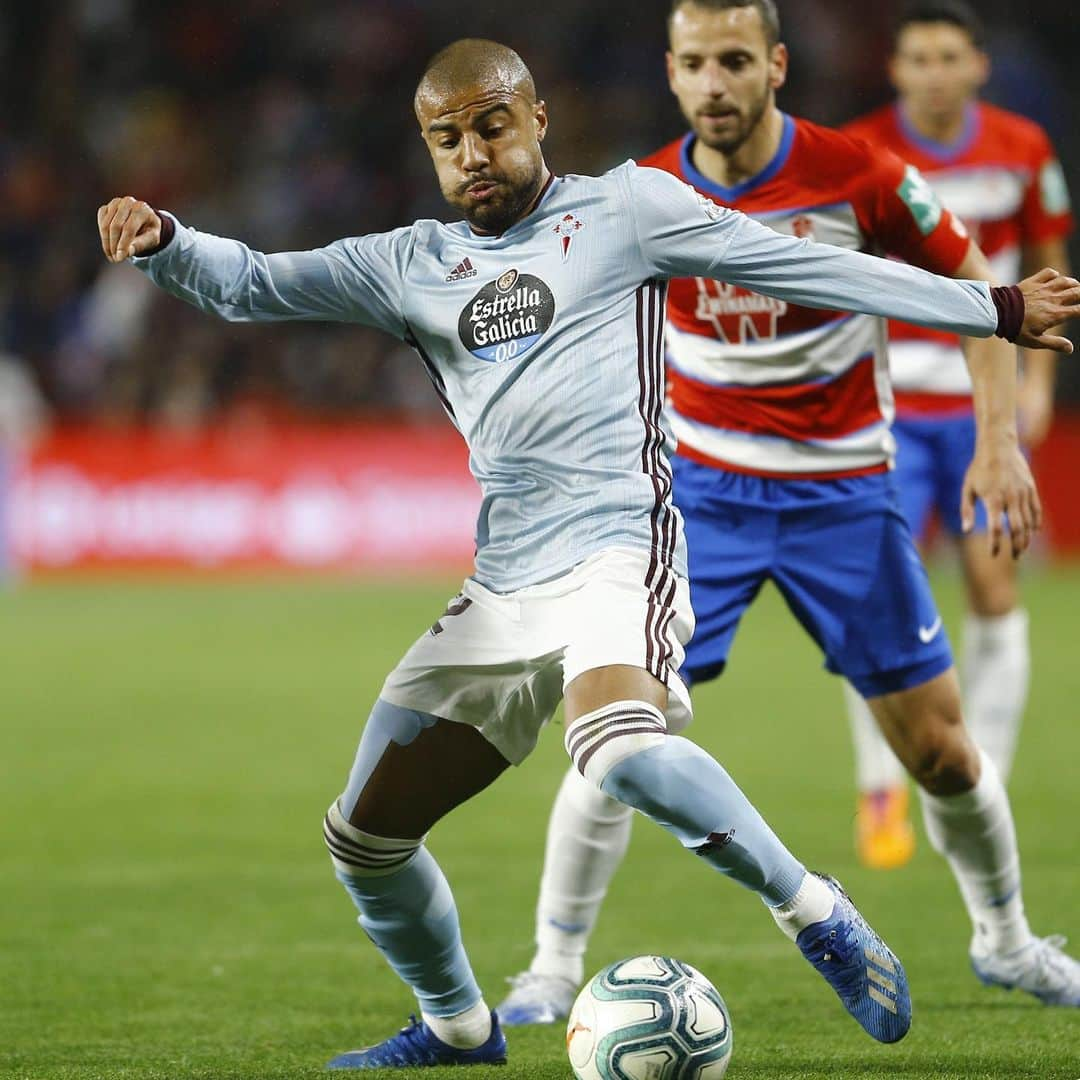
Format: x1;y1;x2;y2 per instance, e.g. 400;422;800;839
691;107;785;190
901;100;973;148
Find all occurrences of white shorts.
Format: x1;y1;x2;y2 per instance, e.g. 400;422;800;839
380;547;695;765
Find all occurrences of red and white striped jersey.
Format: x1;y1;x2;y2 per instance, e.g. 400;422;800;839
641;113;971;478
844;102;1074;416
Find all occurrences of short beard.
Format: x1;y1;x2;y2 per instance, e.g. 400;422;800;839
457;160;545;235
693;86;770;155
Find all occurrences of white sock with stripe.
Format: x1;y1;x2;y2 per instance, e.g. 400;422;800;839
918;749;1032;956
531;766;634;985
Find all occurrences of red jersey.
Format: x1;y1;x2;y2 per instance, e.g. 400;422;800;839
643;113;970;478
844;102;1074;415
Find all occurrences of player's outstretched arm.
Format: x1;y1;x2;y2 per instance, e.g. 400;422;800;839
629;166;1080;349
718;216;1080;352
96;195;409;337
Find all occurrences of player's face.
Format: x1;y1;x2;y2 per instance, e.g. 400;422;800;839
418;87;548;235
666;4;787;154
891;24;989;124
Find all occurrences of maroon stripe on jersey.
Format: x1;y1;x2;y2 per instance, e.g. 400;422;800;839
636;280;677;681
636;284;657;673
637;284;661;672
405;327;457;423
650;282;675;574
669;352;884;442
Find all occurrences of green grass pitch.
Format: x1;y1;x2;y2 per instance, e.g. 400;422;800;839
2;568;1078;1079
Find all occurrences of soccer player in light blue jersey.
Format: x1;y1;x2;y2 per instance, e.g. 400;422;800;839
98;38;1080;1069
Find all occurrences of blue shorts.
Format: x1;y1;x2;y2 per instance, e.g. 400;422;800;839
674;458;953;699
892;411;986;539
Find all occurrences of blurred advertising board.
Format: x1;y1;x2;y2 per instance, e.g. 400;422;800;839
8;424;479;574
5;415;1080;575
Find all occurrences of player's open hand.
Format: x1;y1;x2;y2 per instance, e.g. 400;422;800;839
961;439;1042;559
97;197;162;262
1014;267;1080;353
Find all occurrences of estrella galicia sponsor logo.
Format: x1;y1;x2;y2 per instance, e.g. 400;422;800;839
458;268;555;363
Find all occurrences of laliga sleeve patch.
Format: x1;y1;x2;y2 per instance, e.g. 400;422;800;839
458;268;555;364
897;165;944;236
1039;159;1071;216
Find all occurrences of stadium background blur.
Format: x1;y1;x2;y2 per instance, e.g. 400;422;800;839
2;0;1078;434
4;5;1080;1079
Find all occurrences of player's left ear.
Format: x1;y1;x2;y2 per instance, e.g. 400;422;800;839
534;100;548;143
973;48;990;91
768;42;789;92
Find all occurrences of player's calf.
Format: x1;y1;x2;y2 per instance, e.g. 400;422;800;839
564;701;911;1041
868;673;979;796
323;801;497;1062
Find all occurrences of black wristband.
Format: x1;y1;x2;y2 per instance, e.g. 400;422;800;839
141;212;175;256
990;284;1024;342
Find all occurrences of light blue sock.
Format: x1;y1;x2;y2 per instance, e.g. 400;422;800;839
336;849;482;1017
600;736;806;906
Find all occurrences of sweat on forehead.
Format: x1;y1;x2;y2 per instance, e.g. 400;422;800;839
415;38;536;118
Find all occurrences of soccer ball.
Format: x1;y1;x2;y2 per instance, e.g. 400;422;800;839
565;955;733;1080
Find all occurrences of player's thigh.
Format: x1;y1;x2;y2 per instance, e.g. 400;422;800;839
892;416;940;541
342;702;512;838
774;491;953;698
379;582;565;769
559;549;695;729
959;529;1020;616
564;664;667;722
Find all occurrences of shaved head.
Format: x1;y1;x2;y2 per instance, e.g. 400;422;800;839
415;39;536;117
415;39;549;236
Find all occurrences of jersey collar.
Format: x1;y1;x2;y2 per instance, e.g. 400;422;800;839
895;101;981;162
678;112;796;203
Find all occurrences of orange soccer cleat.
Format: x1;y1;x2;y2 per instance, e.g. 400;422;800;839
856;785;916;870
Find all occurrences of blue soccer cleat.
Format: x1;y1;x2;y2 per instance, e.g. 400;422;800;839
326;1011;507;1070
495;971;578;1026
795;873;911;1043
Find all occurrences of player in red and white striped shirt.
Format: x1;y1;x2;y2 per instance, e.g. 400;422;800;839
842;0;1073;870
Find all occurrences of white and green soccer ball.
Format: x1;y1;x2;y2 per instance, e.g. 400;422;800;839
565;955;733;1080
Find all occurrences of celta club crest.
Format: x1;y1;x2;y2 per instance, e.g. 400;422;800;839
792;214;815;240
693;277;787;344
553;212;584;261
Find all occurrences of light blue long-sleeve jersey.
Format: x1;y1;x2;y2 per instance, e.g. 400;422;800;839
133;161;997;592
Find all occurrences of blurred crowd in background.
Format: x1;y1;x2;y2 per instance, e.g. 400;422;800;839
2;0;1078;438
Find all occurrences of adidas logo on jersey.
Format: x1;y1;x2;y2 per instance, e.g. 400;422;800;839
446;257;477;283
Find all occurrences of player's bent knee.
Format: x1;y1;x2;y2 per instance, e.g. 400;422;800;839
323;799;424;880
564;700;667;788
906;733;978;796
